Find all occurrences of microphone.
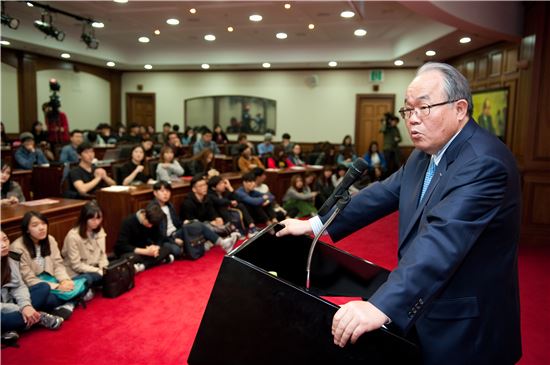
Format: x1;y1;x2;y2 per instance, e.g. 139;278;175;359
318;158;369;216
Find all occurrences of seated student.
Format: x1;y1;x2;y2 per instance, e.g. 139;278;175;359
332;164;360;194
96;123;118;145
283;175;318;218
118;145;154;186
252;167;287;221
148;181;237;256
212;124;229;145
62;201;108;299
65;143;115;199
59;130;83;164
11;212;80;320
13;132;49;170
362;141;387;182
280;133;294;155
313;166;335;208
167;131;186;158
336;146;357;168
118;124;142;144
235;172;278;225
1;230;64;343
156;146;184;182
208;176;258;238
141;138;158;159
267;145;289;169
286;144;306;167
229;133;255;156
186;148;218;177
193;128;221;155
238;145;265;173
1;161;25;206
257;133;274;157
181;127;196;147
114;204;174;272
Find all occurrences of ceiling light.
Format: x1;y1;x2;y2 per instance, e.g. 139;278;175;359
425;50;436;57
91;22;104;28
459;37;471;44
354;29;367;37
394;60;404;66
276;32;287;39
61;53;70;59
106;61;116;67
201;64;210;70
308;24;315;30
27;2;34;7
144;64;153;70
249;14;262;22
0;40;11;45
166;18;180;26
204;34;216;41
138;36;150;43
340;11;355;18
34;14;65;41
262;62;271;68
284;4;291;9
113;0;128;3
227;26;234;32
328;61;337;67
190;8;197;14
2;13;20;30
154;29;160;35
81;23;99;49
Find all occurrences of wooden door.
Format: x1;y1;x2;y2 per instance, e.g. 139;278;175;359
126;93;155;128
355;95;395;156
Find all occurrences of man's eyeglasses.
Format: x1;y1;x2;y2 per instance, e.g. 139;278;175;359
398;100;459;119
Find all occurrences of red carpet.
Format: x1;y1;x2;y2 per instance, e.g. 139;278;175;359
2;213;548;365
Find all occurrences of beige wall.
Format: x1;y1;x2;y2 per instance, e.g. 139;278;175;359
1;63;19;133
36;69;110;132
121;69;415;145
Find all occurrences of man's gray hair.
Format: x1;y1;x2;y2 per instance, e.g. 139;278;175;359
417;62;473;117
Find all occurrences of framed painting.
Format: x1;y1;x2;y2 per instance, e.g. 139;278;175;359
471;87;508;140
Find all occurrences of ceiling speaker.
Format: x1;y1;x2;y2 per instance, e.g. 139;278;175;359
305;74;319;88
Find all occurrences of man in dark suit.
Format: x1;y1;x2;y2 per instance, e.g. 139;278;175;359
277;62;521;365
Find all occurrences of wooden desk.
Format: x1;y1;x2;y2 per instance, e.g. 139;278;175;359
96;172;243;254
1;146;13;166
264;166;322;202
214;155;235;173
1;198;87;248
32;165;66;199
12;170;33;201
93;145;117;160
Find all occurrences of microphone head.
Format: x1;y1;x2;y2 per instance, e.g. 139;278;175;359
350;157;369;175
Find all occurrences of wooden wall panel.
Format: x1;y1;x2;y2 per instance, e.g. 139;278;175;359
476;57;488;80
489;52;503;77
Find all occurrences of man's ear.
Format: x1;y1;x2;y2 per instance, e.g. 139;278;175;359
456;99;469;120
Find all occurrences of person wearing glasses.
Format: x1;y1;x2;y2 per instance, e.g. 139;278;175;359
276;62;521;365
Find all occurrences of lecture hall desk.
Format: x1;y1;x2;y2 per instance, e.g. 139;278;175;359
264;166;323;202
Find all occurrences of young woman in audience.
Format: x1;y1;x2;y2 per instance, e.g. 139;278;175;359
212;124;229;145
332;164;359;193
315;142;337;167
118;145;154;186
156;146;184;182
363;141;387;182
282;175;318;218
11;212;80;320
238;145;265;173
313;166;335;208
267;145;289;169
141;138;158;159
286;144;306;167
339;134;357;155
181;127;196;146
31;121;49;145
1;230;64;343
187;148;218;177
1;161;25;206
62;201;109;299
336;146;357;168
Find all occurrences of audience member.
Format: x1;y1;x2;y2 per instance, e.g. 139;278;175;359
339;134;357;156
43;102;70;146
267;145;289;169
14;132;48;170
96;123;118;145
157;122;172;144
313;166;335;208
315;142;337;166
280;133;294;155
282;175;318;218
118;124;141;144
286;144;306;167
238;145;265;173
1;161;25;206
257;133;274;157
235;172;278;225
193;128;220;155
167;131;185;157
251;167;287;221
380;114;402;174
186;148;218;177
59;130;83;164
31;121;49;145
118;145;154;186
336;146;357;168
363;141;387;182
230;133;255;156
141;138;157;159
212;124;229;145
156;146;184;182
181;127;196;146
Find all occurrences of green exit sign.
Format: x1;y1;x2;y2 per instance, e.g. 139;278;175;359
369;69;384;83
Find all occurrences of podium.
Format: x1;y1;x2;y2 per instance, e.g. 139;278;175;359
189;225;421;365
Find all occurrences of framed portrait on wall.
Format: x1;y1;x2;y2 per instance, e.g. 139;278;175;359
471;88;508;141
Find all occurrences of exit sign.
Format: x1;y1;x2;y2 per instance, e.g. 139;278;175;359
369;69;384;83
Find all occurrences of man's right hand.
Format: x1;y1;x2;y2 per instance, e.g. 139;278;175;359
275;219;313;237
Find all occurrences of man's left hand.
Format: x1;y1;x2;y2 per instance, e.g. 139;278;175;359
332;301;389;347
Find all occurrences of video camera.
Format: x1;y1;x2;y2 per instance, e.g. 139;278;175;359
48;78;61;112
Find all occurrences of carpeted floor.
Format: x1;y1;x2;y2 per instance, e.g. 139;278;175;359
2;213;548;365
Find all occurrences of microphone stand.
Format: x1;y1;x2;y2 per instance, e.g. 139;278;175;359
305;190;351;290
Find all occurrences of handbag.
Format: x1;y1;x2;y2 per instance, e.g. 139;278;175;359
102;257;135;298
38;273;87;301
179;222;206;260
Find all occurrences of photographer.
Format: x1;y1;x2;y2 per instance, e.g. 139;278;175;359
43;79;70;146
380;113;402;174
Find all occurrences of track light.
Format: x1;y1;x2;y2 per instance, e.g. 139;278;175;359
1;2;20;30
34;13;65;41
81;22;99;49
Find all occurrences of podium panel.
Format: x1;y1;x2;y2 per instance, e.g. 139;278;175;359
189;225;421;365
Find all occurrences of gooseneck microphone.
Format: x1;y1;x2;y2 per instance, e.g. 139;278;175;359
317;158;369;216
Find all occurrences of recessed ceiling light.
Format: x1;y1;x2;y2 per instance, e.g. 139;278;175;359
204;34;216;41
0;40;11;46
354;29;367;37
189;8;197;14
425;50;436;57
26;2;34;7
276;32;287;39
61;53;71;59
144;64;153;70
154;29;160;35
249;14;262;22
284;3;291;9
227;26;234;32
166;18;180;26
262;62;271;68
459;37;471;44
113;0;128;3
340;10;355;18
106;61;116;67
138;36;150;43
201;64;210;70
92;22;104;29
308;24;315;30
394;60;404;66
328;61;338;67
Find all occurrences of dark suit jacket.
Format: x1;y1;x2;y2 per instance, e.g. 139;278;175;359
325;119;521;365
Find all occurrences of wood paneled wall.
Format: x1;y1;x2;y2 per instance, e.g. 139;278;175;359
1;49;121;133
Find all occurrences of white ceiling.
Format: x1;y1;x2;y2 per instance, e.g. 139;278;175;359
1;1;524;71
